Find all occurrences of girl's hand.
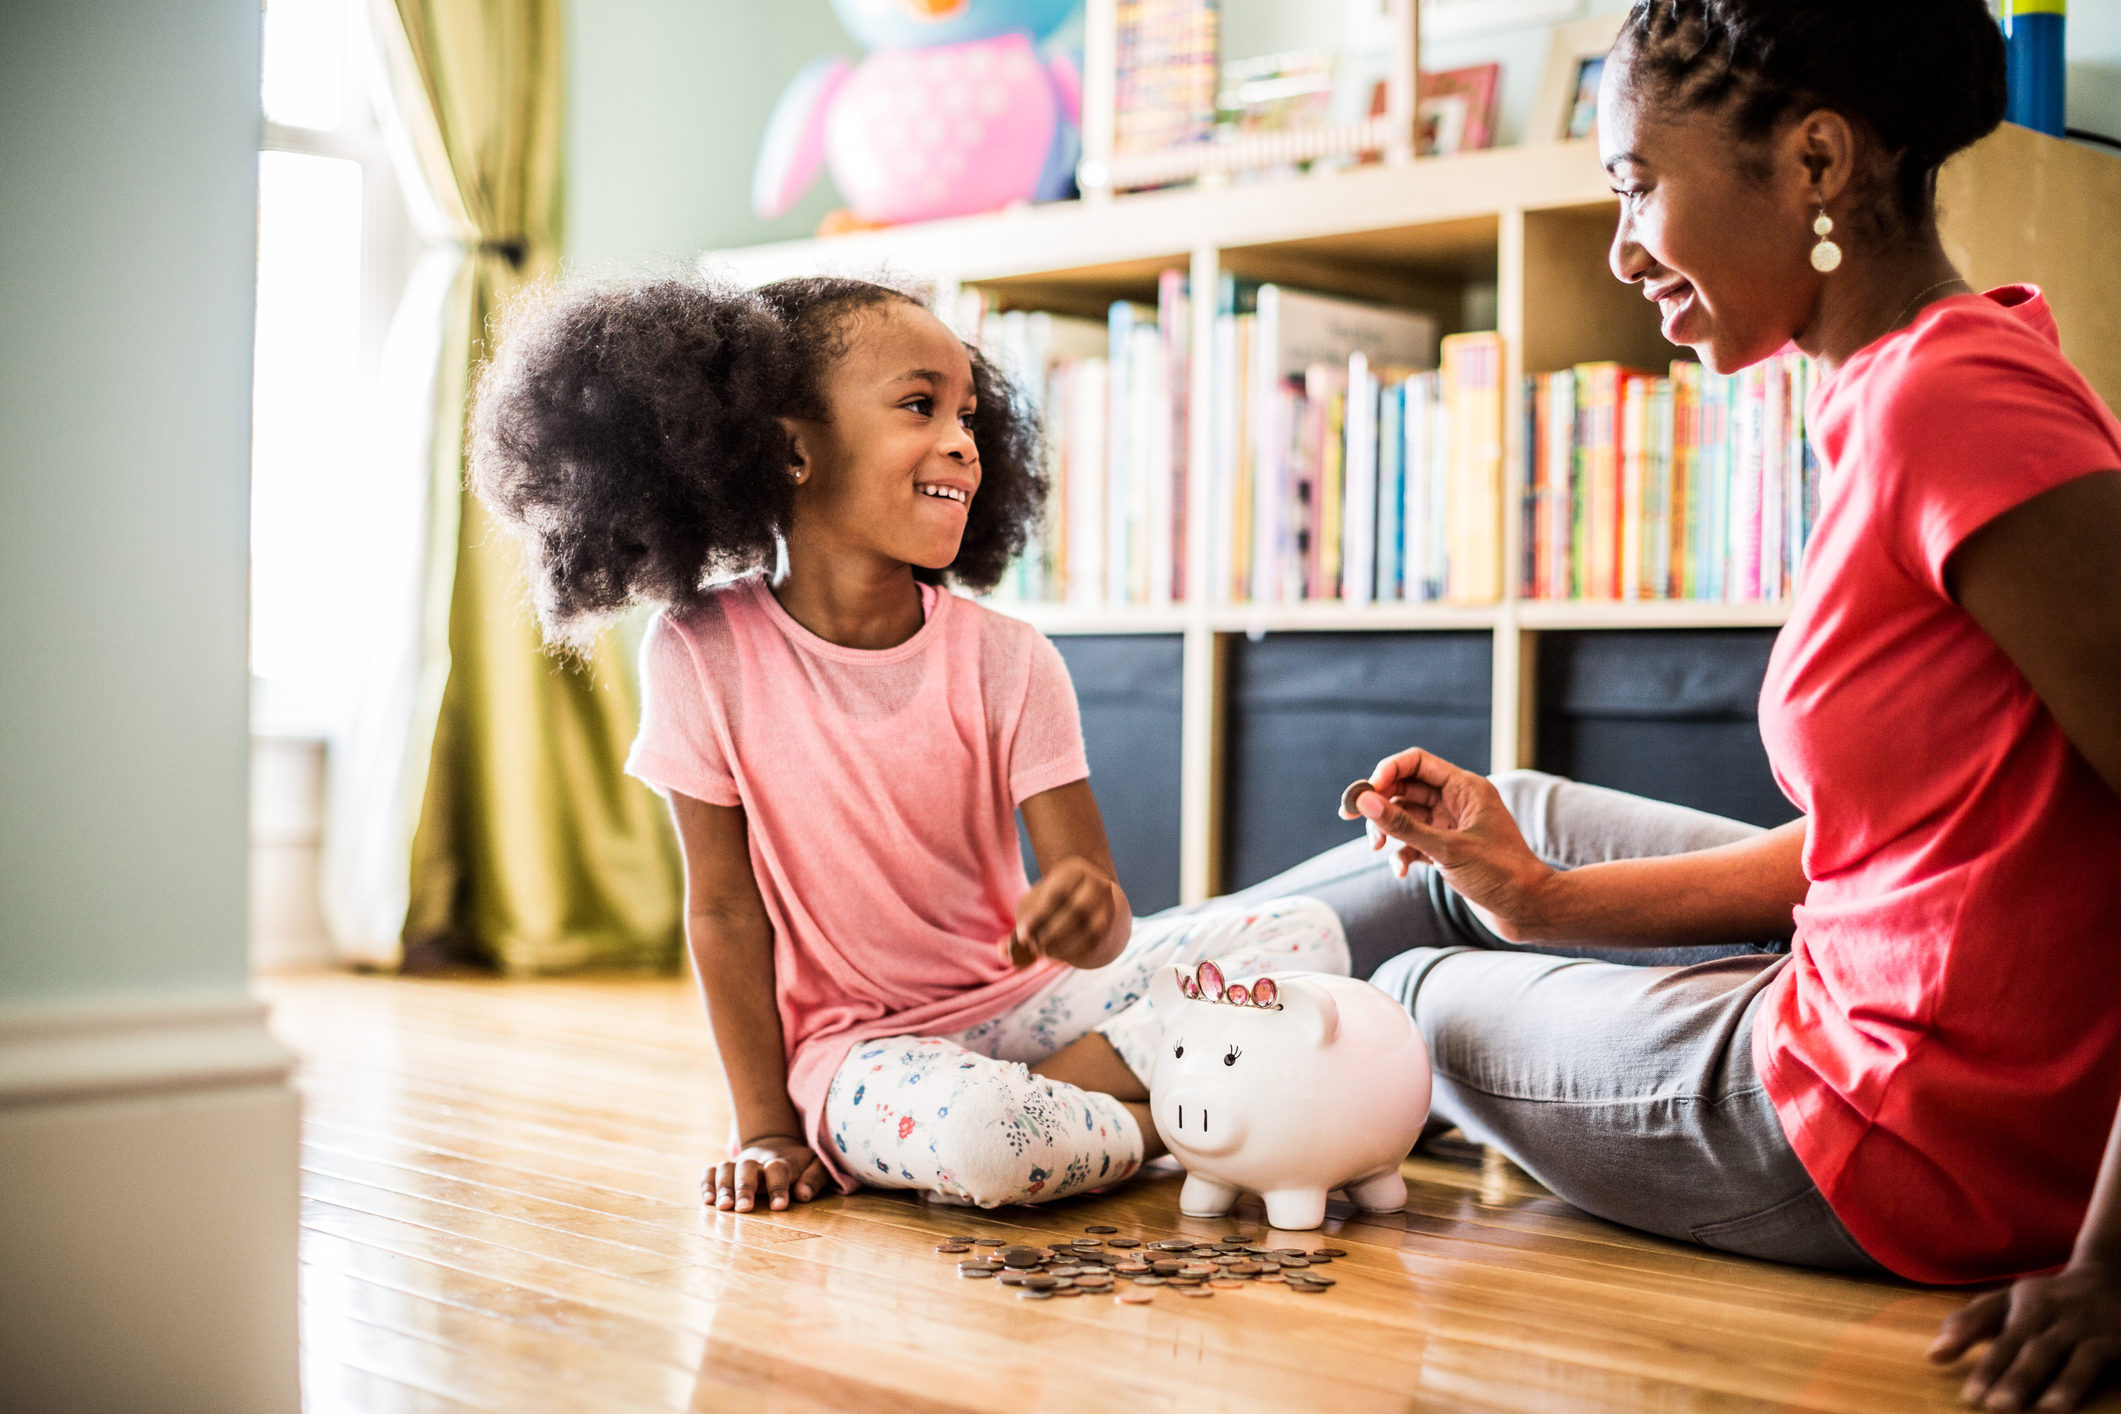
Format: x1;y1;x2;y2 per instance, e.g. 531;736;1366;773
1003;856;1120;969
1928;1262;2121;1412
704;1135;830;1213
1341;748;1556;941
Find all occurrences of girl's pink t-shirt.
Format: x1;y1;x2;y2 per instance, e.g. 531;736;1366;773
1757;286;2121;1284
626;575;1089;1191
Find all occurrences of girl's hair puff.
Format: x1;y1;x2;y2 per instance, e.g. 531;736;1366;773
470;274;1046;652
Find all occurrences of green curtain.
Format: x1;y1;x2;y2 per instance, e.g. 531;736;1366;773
378;0;683;973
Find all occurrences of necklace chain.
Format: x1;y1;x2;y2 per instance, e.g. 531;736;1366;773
1890;277;1971;331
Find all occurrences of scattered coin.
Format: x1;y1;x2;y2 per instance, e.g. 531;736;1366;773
1131;1275;1166;1286
1177;1284;1214;1298
936;1243;971;1254
1115;1289;1154;1305
1074;1274;1113;1289
1256;1273;1286;1284
1151;1261;1181;1276
1055;1285;1082;1297
1002;1247;1042;1268
1280;1257;1311;1269
1318;1248;1347;1258
999;1271;1027;1286
1210;1277;1247;1289
1115;1261;1150;1275
1085;1224;1118;1234
1106;1238;1140;1249
1227;1261;1262;1275
946;1235;976;1243
1047;1266;1080;1278
1244;1245;1271;1255
1018;1289;1054;1301
1150;1240;1192;1251
1024;1275;1058;1290
1299;1274;1336;1286
974;1238;1004;1247
1275;1248;1307;1257
1288;1281;1327;1293
1303;1256;1332;1265
958;1269;995;1279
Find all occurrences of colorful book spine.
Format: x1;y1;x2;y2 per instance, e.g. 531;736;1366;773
1518;350;1820;605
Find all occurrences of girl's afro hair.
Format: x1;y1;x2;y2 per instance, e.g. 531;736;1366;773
469;274;1046;651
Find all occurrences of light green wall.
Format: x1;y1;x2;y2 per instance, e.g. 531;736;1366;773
566;0;859;267
0;0;259;1003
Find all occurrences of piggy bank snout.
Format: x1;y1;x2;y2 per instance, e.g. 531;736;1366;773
1159;1087;1248;1156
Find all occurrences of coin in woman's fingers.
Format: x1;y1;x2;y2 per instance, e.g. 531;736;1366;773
1340;780;1376;818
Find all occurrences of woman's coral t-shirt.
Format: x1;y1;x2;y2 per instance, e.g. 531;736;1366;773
626;575;1089;1192
1757;286;2121;1284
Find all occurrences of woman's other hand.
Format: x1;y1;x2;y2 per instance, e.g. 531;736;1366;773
1342;748;1556;941
1005;855;1121;969
705;1136;830;1213
1928;1263;2121;1412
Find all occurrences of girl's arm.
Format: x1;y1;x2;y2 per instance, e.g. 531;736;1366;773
1007;780;1132;970
669;791;830;1213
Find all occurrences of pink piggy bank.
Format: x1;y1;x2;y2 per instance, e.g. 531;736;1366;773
1148;960;1431;1231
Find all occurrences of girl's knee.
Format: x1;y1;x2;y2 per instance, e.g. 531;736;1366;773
1261;896;1351;976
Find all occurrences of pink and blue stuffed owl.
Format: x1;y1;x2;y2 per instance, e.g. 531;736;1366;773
752;0;1084;227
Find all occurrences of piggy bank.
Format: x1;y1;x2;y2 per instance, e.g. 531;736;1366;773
751;0;1083;227
1148;960;1431;1231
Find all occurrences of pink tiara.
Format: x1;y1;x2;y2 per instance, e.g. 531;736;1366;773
1174;960;1282;1010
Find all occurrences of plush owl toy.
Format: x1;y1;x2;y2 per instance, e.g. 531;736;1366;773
752;0;1084;227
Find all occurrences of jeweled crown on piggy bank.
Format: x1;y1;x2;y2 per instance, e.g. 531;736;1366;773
1148;960;1432;1231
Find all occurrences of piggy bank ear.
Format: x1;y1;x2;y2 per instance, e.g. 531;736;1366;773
1278;977;1341;1047
1148;965;1187;1014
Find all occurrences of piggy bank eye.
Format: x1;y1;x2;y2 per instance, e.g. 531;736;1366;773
1172;1041;1184;1059
1223;1045;1241;1067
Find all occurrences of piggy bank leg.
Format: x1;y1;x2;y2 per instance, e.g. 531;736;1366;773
1344;1168;1408;1214
1178;1173;1241;1217
1262;1188;1328;1231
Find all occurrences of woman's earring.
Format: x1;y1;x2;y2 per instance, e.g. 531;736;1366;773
1810;208;1842;273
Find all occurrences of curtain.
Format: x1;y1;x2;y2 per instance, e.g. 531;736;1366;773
340;0;681;974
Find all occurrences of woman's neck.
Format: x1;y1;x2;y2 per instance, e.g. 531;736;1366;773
1795;224;1971;376
771;538;924;651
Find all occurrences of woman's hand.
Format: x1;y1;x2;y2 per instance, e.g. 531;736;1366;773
1927;1262;2121;1411
705;1135;830;1213
1003;856;1121;968
1341;748;1556;941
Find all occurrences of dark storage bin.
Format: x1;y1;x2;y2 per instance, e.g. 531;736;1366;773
1535;630;1798;829
1022;634;1185;914
1225;632;1492;890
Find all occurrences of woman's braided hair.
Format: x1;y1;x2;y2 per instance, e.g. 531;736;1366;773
1616;0;2006;235
470;274;1045;652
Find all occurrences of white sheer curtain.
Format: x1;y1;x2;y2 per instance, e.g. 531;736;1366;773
318;1;475;964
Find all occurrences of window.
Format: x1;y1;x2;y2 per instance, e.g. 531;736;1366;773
251;0;419;737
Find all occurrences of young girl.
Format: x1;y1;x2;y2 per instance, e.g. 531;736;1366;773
471;275;1347;1213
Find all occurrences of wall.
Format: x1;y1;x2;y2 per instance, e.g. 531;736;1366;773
566;0;859;266
0;2;299;1409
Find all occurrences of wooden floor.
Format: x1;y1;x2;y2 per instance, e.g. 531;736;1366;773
266;972;2037;1414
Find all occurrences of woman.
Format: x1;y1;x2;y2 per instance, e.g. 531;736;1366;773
1279;2;2120;1409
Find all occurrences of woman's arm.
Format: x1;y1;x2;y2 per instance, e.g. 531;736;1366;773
1008;780;1132;970
1350;751;1809;949
669;791;830;1213
1922;470;2121;1414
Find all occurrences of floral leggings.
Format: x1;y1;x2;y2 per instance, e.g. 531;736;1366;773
821;897;1348;1208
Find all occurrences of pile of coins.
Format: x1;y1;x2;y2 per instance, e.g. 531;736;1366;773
935;1226;1348;1305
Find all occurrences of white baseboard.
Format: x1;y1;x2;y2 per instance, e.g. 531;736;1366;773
0;992;301;1413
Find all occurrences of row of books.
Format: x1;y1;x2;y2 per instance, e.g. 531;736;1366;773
1522;353;1819;603
1115;0;1218;156
983;279;1518;608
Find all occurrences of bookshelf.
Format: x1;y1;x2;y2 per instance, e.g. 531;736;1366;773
704;123;2121;906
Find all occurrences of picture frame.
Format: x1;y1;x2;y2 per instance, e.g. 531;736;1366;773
1527;11;1626;144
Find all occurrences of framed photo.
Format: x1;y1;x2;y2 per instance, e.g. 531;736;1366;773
1418;62;1500;156
1528;11;1626;143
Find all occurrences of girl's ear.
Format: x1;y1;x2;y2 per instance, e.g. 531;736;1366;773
779;417;812;485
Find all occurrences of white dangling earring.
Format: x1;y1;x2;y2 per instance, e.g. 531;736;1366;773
1810;208;1842;273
